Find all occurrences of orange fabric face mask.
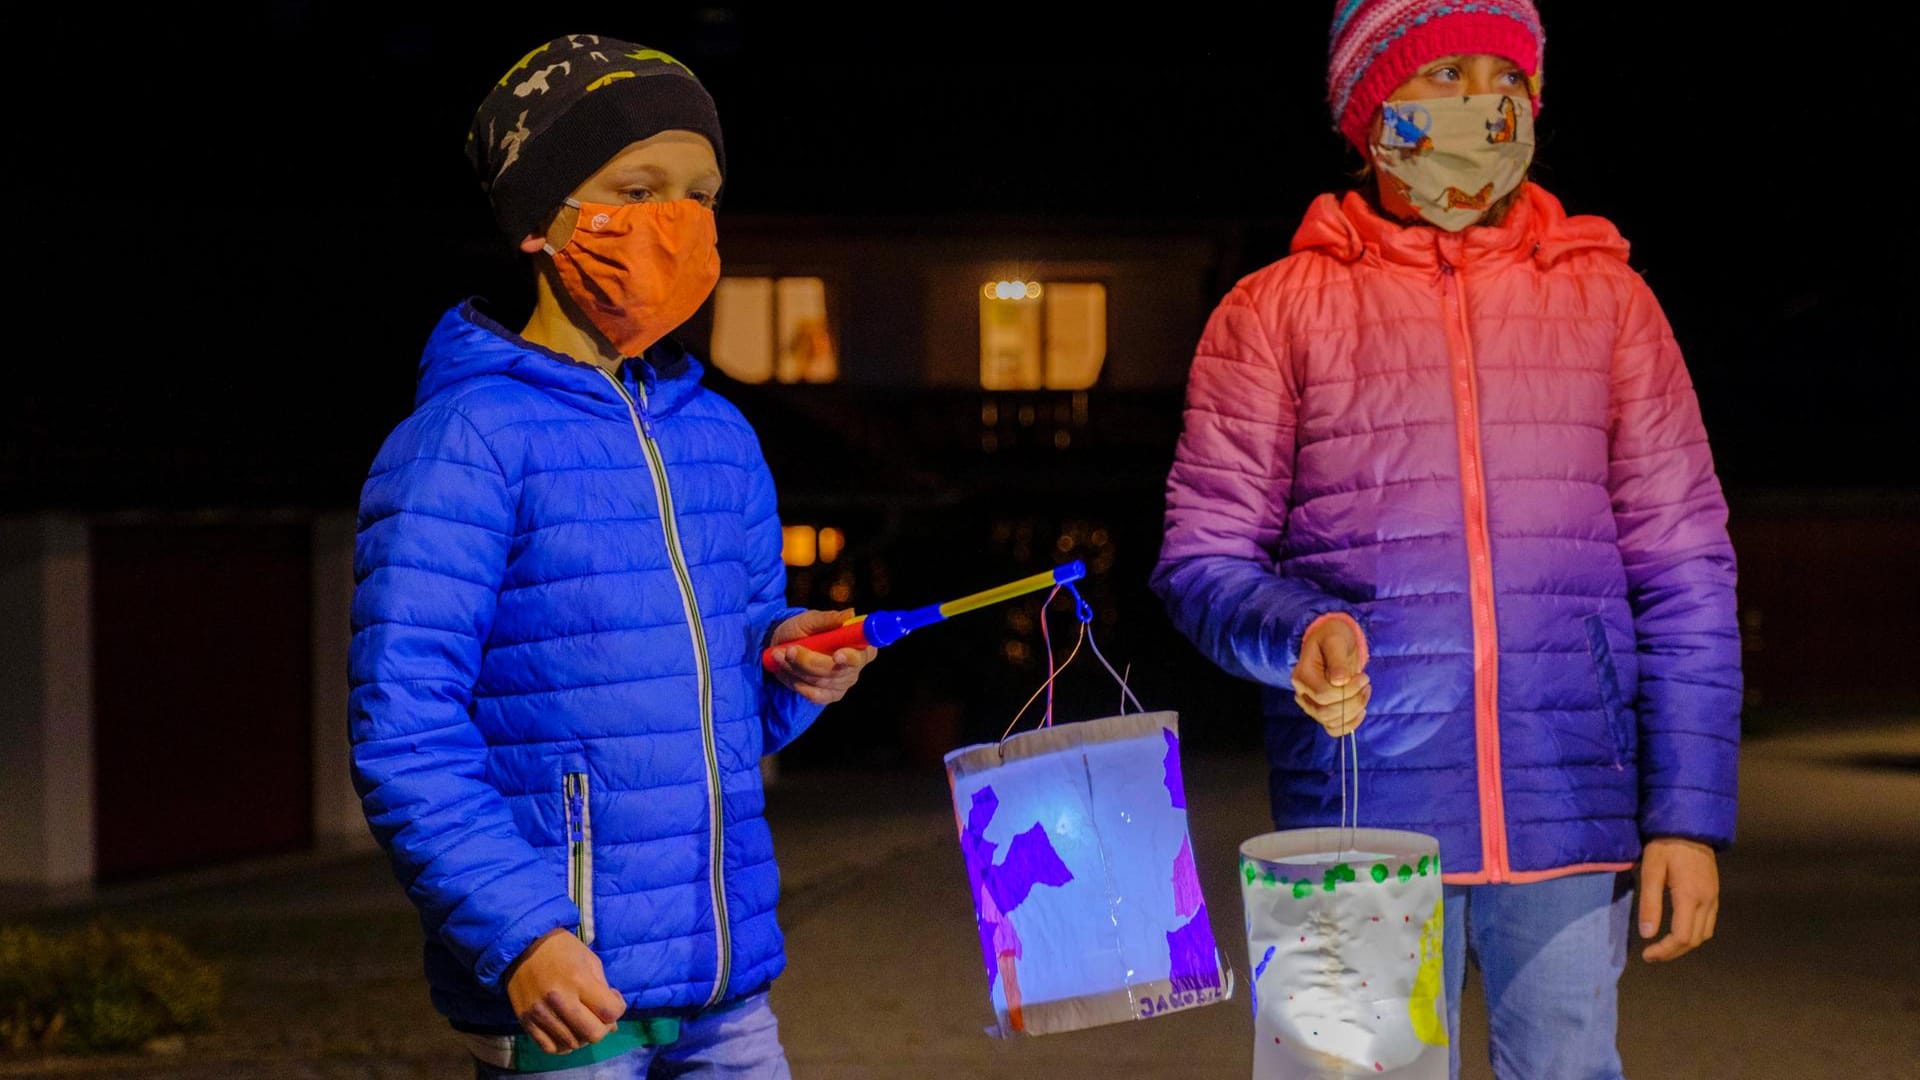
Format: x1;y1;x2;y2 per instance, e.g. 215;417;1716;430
543;198;721;358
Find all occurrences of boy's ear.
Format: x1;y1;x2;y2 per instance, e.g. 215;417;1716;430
519;234;546;254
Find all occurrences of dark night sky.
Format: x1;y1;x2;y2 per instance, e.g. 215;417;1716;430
4;4;1913;508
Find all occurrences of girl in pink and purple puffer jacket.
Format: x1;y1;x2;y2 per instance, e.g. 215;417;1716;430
1152;4;1739;1075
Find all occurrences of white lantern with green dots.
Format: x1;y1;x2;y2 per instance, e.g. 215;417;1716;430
1240;827;1449;1078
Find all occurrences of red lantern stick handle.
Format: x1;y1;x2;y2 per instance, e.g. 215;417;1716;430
760;617;872;673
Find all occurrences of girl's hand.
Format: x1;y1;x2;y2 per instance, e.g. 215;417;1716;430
1639;837;1720;962
767;609;878;705
1291;615;1371;737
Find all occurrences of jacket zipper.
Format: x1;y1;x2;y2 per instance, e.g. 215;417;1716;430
593;367;731;1007
563;771;595;945
1439;260;1511;883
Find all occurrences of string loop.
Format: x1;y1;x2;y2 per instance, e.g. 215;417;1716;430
1334;692;1361;854
1001;581;1144;740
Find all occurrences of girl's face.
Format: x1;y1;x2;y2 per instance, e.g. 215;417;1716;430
1385;52;1530;106
522;130;723;253
1372;53;1532;225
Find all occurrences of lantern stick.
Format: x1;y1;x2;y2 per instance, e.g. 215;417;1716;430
760;560;1088;672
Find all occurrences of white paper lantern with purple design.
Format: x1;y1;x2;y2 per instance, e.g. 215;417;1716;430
945;711;1235;1037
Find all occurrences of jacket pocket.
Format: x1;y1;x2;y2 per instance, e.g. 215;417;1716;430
1583;615;1633;767
563;771;595;946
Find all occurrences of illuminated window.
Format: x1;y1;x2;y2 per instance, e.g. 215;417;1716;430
712;277;838;384
979;281;1107;390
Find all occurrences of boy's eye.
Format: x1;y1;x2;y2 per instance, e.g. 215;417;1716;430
691;191;716;207
623;188;655;203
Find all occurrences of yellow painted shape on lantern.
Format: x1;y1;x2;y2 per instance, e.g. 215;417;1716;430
1410;898;1449;1046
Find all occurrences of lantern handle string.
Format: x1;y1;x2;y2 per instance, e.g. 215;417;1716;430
1070;582;1145;717
1337;714;1348;853
1040;585;1058;727
1351;728;1360;853
1002;587;1086;742
1000;582;1144;741
1334;694;1361;854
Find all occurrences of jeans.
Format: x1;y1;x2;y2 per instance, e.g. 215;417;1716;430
473;993;789;1080
1443;872;1633;1080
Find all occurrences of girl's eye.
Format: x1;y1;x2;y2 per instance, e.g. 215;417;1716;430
1431;66;1461;81
1500;70;1524;86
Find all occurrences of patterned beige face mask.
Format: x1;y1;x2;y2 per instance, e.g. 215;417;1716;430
1370;93;1535;231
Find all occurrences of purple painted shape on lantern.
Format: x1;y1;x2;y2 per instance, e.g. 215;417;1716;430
1162;728;1186;809
990;824;1074;913
967;786;1000;840
1166;902;1221;994
1251;944;1277;1010
1172;836;1204;918
957;785;1074;990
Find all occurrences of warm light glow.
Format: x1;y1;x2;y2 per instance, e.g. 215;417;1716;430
712;277;775;383
714;276;837;384
984;280;1042;302
980;284;1044;390
775;277;838;384
782;525;817;567
817;527;845;564
980;281;1107;391
1043;284;1106;390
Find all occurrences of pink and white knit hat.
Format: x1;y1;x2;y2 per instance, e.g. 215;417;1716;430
1328;0;1546;150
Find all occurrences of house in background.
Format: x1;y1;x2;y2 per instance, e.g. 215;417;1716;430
5;217;1912;888
699;214;1225;392
688;217;1240;768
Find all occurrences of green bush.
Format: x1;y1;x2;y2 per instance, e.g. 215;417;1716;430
0;922;221;1054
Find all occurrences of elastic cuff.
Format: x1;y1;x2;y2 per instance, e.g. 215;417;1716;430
759;605;809;650
473;896;580;993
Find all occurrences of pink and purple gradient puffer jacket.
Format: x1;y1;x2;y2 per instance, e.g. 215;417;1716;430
1152;184;1741;883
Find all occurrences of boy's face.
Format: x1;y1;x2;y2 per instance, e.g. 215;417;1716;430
520;130;724;253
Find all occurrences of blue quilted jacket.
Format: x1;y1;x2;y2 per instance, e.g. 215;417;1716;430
349;302;822;1028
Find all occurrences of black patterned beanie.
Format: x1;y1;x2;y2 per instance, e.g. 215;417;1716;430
467;34;725;240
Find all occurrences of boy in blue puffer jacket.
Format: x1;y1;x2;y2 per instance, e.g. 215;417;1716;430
349;35;873;1078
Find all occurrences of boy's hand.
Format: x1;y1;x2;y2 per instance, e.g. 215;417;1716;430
768;609;877;705
506;928;626;1055
1639;837;1720;963
1291;616;1371;737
